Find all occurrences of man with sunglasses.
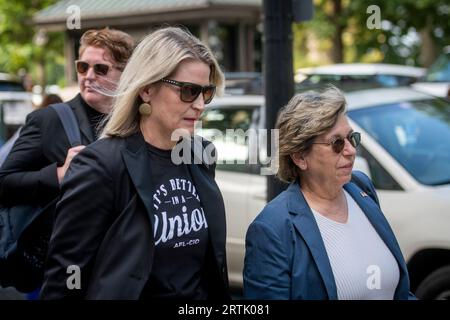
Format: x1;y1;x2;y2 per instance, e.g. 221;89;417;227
0;28;134;290
244;86;415;300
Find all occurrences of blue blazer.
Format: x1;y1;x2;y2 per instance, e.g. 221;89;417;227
244;171;415;300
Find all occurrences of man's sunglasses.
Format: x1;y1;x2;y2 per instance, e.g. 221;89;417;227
161;79;216;104
75;60;115;76
312;131;361;154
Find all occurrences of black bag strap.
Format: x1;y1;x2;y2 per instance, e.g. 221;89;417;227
50;103;81;147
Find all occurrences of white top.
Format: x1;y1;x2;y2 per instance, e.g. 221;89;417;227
311;190;400;300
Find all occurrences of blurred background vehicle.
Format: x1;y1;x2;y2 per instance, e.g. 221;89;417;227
224;72;263;95
412;46;450;99
224;64;429;96
199;87;450;300
295;63;426;92
0;73;33;144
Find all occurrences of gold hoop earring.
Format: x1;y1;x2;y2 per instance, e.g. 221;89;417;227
139;102;152;116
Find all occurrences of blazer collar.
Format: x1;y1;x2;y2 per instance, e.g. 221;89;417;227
287;180;408;300
121;132;156;231
287;181;338;300
343;182;408;291
121;132;226;265
67;94;95;143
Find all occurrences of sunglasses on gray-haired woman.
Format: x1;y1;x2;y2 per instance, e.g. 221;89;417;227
312;132;361;154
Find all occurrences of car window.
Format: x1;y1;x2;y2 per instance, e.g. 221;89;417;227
0;81;26;92
426;53;450;82
199;106;261;174
201;108;253;132
373;74;398;87
348;99;450;186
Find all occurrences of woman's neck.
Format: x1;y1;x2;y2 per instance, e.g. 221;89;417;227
140;119;176;150
300;177;348;223
300;177;342;202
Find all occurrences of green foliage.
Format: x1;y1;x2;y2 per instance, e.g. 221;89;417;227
0;0;63;86
294;0;449;68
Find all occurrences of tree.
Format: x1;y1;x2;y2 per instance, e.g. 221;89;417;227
348;0;449;67
293;0;449;68
0;0;63;87
295;0;350;64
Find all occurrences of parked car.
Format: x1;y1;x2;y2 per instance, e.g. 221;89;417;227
199;87;450;299
0;73;33;142
296;63;426;92
412;46;450;98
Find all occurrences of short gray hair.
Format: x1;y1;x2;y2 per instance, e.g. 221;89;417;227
276;86;346;183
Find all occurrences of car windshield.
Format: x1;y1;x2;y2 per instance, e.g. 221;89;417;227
426;53;450;82
199;106;261;174
348;99;450;186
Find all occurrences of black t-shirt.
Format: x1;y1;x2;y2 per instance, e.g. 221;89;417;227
140;143;210;299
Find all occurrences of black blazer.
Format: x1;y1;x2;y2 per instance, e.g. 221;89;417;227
40;132;229;299
0;94;97;207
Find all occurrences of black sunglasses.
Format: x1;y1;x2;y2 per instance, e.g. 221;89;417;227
312;131;361;154
161;79;216;104
75;60;114;76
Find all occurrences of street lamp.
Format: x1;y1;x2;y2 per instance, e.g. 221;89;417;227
264;0;313;201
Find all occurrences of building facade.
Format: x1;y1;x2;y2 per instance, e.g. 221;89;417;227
34;0;262;85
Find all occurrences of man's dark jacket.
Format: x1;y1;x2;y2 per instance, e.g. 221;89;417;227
0;94;97;207
0;94;99;291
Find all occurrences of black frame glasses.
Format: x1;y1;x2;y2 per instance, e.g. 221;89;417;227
161;78;216;104
312;131;361;154
75;60;114;76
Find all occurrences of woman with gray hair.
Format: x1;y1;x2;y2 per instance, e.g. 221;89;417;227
40;27;229;300
244;86;415;300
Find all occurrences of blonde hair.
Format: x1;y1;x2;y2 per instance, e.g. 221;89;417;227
276;86;346;183
101;27;224;138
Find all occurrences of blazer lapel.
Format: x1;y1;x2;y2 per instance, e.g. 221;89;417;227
343;183;408;280
121;133;156;231
287;182;338;300
121;134;226;277
68;94;95;143
187;137;227;266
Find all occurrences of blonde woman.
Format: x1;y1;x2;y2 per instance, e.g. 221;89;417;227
244;87;415;300
40;27;229;300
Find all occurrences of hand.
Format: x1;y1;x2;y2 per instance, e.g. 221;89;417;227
57;145;86;184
